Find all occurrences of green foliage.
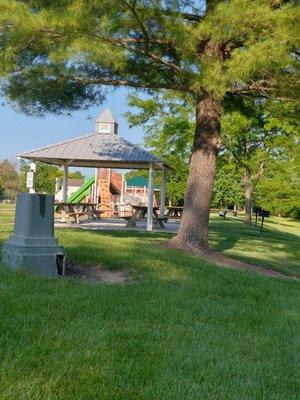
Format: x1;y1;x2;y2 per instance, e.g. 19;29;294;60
221;98;299;214
20;161;84;193
212;163;244;209
124;170;148;182
0;1;298;114
68;170;84;179
256;151;300;217
126;92;300;211
125;91;193;204
0;159;19;200
19;161;62;194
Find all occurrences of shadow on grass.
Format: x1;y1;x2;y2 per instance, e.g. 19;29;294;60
55;227;298;283
0;212;299;278
209;217;300;277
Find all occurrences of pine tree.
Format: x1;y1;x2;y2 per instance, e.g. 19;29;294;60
0;0;299;251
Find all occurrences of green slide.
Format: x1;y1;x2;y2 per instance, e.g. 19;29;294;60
67;177;95;203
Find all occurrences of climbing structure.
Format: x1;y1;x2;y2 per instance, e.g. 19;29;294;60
98;169;122;217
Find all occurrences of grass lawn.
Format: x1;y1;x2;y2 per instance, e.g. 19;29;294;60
0;204;299;399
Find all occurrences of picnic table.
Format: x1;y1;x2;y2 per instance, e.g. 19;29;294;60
166;206;183;220
123;205;166;229
76;203;102;219
55;203;102;224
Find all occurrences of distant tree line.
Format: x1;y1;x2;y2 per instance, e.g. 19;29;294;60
125;93;300;221
0;160;83;201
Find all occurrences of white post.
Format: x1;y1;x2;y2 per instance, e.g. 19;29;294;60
63;162;68;202
120;173;124;217
147;162;154;231
160;167;166;217
120;173;124;203
93;168;98;203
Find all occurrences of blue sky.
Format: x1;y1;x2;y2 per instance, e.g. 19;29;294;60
0;88;145;175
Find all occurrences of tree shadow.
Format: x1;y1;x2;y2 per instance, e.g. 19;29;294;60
209;217;299;277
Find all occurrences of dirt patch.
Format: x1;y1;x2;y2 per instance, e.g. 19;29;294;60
65;263;132;284
164;237;286;278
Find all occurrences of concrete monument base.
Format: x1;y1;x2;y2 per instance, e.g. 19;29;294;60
2;193;65;277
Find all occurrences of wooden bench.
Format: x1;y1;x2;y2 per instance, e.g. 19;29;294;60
55;203;103;224
122;216;147;227
154;216;168;228
55;210;87;224
122;205;166;229
123;215;166;229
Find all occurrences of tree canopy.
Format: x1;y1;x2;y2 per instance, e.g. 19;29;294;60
0;1;298;114
20;161;84;194
125;92;300;213
0;159;19;200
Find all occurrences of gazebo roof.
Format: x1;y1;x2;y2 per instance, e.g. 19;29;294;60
95;108;117;124
18;109;169;170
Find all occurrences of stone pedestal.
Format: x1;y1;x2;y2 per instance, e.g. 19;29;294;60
2;193;65;276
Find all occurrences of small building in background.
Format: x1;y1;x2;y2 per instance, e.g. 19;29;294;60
55;179;84;202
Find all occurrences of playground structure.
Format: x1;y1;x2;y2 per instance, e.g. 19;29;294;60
54;169;161;218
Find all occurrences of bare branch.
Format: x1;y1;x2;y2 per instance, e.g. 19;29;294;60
252;160;265;187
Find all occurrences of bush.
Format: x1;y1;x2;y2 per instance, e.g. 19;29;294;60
289;207;300;220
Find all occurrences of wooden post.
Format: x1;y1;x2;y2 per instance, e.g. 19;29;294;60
63;162;68;202
160;166;166;218
147;162;154;231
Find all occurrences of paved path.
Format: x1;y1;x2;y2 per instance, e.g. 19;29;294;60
55;218;180;233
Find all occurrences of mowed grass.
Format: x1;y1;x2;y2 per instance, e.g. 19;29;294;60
0;204;299;399
209;214;300;277
1;204;299;277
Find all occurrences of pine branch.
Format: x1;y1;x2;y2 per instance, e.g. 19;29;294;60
134;6;203;22
123;2;184;74
74;76;189;91
227;80;278;96
173;12;203;22
93;34;174;47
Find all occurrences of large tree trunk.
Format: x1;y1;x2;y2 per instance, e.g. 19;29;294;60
243;170;253;225
170;91;222;252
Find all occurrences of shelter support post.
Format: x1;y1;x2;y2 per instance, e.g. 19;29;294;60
160;167;166;218
147;162;154;231
120;173;124;203
62;163;68;202
93;168;98;203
